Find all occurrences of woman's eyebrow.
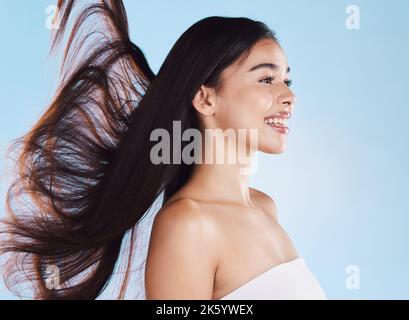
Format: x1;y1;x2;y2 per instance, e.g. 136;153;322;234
248;63;291;73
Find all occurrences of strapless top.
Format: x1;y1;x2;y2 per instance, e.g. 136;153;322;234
219;257;327;300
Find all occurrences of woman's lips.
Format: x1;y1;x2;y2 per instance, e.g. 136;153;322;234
265;111;291;119
267;122;290;135
264;111;291;135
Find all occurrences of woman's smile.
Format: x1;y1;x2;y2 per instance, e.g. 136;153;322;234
264;110;292;135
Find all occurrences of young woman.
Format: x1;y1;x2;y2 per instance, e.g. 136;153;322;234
0;0;327;300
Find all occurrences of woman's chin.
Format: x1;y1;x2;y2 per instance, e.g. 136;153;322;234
259;141;287;154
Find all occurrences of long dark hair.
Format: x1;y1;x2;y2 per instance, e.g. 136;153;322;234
0;0;276;299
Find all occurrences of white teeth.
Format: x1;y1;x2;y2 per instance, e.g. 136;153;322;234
265;117;288;127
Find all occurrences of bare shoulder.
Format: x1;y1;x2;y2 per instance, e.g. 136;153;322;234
145;199;220;299
152;198;220;239
250;187;278;220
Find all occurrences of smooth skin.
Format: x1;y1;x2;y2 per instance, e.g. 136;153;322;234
145;39;298;300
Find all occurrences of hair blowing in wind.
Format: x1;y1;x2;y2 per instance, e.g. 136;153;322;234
0;0;276;299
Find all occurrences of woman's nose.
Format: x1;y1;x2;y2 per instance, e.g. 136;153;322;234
278;90;296;111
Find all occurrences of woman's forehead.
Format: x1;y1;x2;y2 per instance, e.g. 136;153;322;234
244;40;288;71
225;39;289;77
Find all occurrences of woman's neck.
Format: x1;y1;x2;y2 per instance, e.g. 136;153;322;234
186;137;257;207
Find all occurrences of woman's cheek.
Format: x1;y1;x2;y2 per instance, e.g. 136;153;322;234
254;88;274;109
219;85;270;129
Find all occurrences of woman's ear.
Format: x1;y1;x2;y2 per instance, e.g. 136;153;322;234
192;85;216;116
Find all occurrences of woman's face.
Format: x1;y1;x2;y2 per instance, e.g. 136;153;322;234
206;38;296;155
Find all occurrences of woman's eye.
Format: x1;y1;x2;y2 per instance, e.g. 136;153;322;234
260;77;274;84
285;80;293;87
260;77;293;87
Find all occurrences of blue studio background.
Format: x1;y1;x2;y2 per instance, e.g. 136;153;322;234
0;0;408;299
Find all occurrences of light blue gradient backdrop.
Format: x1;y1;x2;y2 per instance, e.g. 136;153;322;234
1;0;408;299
